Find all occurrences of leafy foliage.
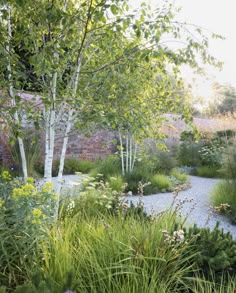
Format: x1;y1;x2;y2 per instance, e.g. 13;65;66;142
151;174;172;191
0;173;236;291
220;137;236;180
170;168;188;184
90;156;121;180
0;172;55;288
108;175;125;192
195;166;221;178
54;158;95;175
182;223;236;275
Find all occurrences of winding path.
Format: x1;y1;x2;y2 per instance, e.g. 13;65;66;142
53;175;236;238
127;176;236;238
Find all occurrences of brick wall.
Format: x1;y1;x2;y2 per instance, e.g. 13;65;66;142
54;129;118;161
0;132;13;166
0;129;118;168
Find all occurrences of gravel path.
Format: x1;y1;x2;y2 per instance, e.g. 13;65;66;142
127;176;236;238
51;175;236;238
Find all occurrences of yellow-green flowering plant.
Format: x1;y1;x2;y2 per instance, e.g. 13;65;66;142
0;172;57;286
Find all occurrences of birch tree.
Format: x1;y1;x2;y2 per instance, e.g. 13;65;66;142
90;56;184;175
0;3;28;179
4;0;135;185
0;0;222;219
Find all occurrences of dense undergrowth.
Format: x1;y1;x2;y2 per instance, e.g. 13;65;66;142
0;172;236;292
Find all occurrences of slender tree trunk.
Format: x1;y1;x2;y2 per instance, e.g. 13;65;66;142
129;134;132;172
56;57;82;186
44;1;68;182
126;131;129;173
118;129;125;176
6;5;28;180
44;75;57;182
131;142;138;171
44;111;49;178
54;56;82;219
56;109;73;194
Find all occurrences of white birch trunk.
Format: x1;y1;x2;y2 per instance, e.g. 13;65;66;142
54;54;82;219
129;134;132;172
131;143;138;171
44;1;68;182
56;57;82;187
7;5;28;180
118;129;125;176
56;109;73;194
126;131;129;174
44;111;50;178
44;74;57;182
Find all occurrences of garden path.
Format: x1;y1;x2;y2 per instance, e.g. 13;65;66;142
127;176;236;238
55;175;236;238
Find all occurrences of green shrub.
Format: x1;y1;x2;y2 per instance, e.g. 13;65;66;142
170;168;188;183
220;139;236;180
2;172;236;292
0;172;55;288
90;156;121;180
154;150;177;174
61;176;126;219
108;175;124;192
177;141;203;167
198;142;224;167
211;181;236;223
195;166;221;178
36;158;95;176
56;158;95;175
182;222;236;275
124;167;151;194
150;174;172;191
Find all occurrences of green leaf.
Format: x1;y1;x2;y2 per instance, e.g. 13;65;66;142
110;5;119;15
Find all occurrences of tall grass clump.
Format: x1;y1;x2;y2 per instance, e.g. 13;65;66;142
2;173;236;292
220;137;236;180
19;211;195;293
195;166;221;178
211;181;236;223
211;137;236;222
124;167;150;194
192;274;236;293
170;168;188;183
10;130;41;177
151;174;172;191
54;158;95;175
90;156;120;180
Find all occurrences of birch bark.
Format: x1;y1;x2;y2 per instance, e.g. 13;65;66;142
118;129;125;176
129;134;132;172
6;5;28;180
126;131;129;173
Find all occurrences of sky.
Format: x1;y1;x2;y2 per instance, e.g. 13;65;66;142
129;0;236;97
